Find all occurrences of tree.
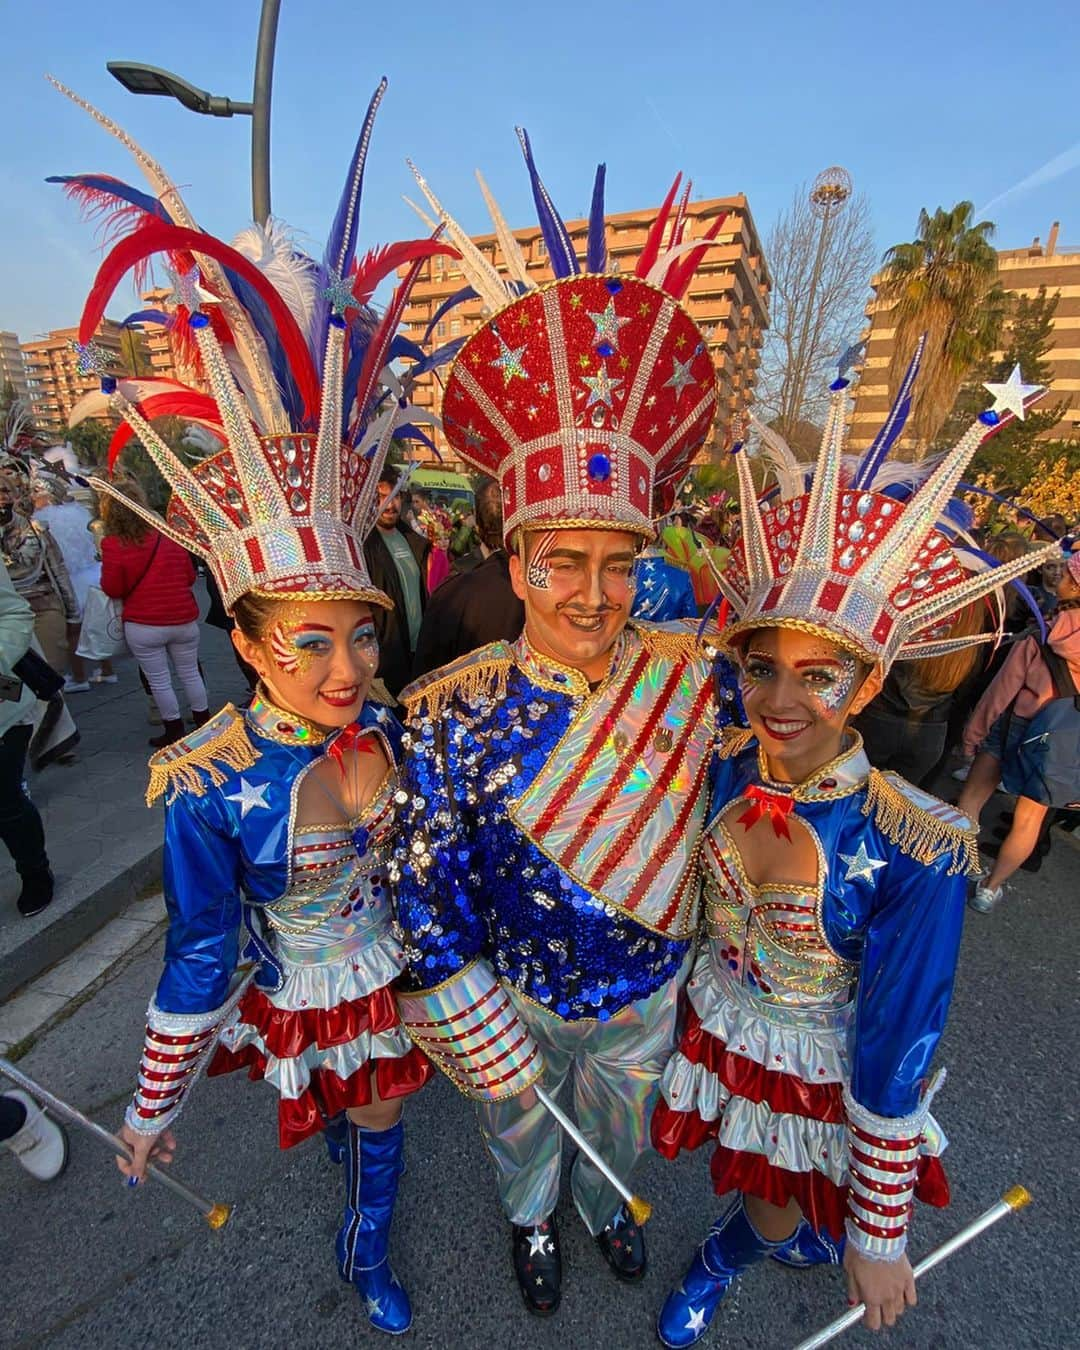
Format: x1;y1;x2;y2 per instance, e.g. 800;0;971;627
876;202;1003;449
756;184;877;440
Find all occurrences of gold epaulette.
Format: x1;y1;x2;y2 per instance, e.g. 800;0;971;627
400;642;516;721
146;704;258;806
717;727;755;761
862;770;979;876
630;619;714;662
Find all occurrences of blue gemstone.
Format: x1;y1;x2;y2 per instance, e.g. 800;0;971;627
352;826;370;856
729;441;744;456
606;279;623;293
100;375;117;394
587;452;611;482
328;313;346;329
188;313;210;329
596;342;614;357
979;409;1000;425
598;1008;611;1022
829;377;849;391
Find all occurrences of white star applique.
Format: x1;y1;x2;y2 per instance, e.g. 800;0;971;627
983;364;1043;420
838;842;887;883
225;777;271;818
528;1230;552;1257
686;1306;707;1334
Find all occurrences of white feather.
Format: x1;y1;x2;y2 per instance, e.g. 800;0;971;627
230;219;319;338
749;415;805;500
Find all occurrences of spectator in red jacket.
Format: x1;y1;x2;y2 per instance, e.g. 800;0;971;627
99;482;209;747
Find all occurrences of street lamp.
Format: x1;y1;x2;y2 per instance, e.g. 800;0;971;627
107;0;280;224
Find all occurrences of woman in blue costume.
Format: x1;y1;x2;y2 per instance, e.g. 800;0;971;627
651;359;1059;1345
53;77;454;1333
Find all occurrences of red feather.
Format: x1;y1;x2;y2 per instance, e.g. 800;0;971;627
107;390;225;471
635;174;682;281
350;250;431;441
664;211;728;300
80;221;321;422
350;239;459;307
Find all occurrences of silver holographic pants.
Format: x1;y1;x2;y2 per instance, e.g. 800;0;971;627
476;966;685;1235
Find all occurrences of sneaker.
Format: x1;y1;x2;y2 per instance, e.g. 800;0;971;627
62;679;91;694
1;1090;69;1180
969;884;1004;914
91;671;118;685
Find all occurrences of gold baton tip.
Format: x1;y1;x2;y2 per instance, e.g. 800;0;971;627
205;1203;233;1230
1003;1185;1032;1211
628;1195;652;1226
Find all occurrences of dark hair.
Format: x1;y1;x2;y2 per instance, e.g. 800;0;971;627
101;481;152;547
378;467;400;489
230;592;281;641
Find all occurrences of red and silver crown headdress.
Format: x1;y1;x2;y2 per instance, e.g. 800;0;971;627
406;136;725;542
715;346;1060;669
51;77;456;610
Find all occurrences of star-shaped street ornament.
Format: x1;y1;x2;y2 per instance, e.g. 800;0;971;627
582;363;622;409
665;353;697;398
838;841;887;883
491;331;528;385
587;297;631;352
983;364;1043;421
225;777;271;819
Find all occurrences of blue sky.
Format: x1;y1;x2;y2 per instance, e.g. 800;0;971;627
2;0;1079;339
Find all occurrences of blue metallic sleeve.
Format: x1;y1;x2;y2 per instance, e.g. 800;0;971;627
156;787;244;1015
392;714;486;989
850;847;966;1119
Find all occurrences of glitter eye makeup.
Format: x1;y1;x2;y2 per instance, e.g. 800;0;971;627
526;531;559;590
353;622;379;664
804;651;858;714
269;625;325;677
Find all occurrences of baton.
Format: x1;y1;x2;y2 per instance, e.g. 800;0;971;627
534;1083;652;1225
0;964;258;1230
791;1185;1032;1349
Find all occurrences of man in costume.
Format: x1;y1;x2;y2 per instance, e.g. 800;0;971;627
649;355;1059;1344
52;76;455;1334
390;144;737;1314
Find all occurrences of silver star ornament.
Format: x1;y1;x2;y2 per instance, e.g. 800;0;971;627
225;777;271;819
983;364;1043;421
838;841;887;883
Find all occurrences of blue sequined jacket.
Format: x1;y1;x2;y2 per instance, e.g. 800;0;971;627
147;695;403;1016
392;623;734;1022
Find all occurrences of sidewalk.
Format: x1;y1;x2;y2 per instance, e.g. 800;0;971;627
0;586;250;1002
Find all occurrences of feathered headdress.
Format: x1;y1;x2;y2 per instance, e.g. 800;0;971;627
715;346;1060;668
405;135;727;543
50;76;458;609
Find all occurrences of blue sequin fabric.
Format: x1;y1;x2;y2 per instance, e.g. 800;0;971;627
392;662;693;1021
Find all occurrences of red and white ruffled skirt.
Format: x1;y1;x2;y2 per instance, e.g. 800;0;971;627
652;964;948;1239
209;930;432;1149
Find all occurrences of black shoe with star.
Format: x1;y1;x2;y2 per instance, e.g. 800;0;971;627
511;1214;562;1316
596;1204;647;1282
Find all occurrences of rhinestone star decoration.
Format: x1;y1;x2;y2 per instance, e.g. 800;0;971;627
322;269;357;316
983;364;1043;421
665;353;697;398
224;777;271;818
582;363;622;408
491;330;528;385
69;340;115;377
587;297;631;351
166;266;214;313
838;842;887;883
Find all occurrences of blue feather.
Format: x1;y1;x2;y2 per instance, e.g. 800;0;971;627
409;337;467;380
395;423;440;458
388;334;425;364
515;127;579;278
852;334;926;491
423;286;477;345
957;541;1047;639
46;173;175;224
956;480;1061;538
120;309;170;328
943;497;975;531
220;265;307;428
587;164;607;271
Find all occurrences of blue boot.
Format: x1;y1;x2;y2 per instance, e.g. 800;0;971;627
336;1119;412;1335
657;1196;785;1348
771;1218;845;1268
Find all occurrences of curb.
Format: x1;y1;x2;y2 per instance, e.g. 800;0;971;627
0;843;163;1005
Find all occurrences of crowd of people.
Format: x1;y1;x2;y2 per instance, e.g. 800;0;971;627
3;75;1079;1350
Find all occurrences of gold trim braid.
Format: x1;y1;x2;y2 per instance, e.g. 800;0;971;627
401;647;516;721
862;770;979;876
146;705;258;806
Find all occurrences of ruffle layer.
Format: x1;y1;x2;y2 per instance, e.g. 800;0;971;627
263;931;406;1012
210;1041;433;1149
218;981;401;1059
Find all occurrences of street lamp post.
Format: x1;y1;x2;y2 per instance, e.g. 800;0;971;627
107;0;280;225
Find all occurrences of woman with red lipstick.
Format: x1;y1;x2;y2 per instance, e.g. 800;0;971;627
651;358;1059;1348
56;77;452;1335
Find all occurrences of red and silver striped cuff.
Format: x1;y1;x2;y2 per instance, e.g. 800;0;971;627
396;960;544;1103
125;1001;223;1137
843;1089;926;1261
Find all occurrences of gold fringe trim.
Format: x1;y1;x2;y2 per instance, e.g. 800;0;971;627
862;770;979;876
632;622;702;663
717;727;755;761
146;706;258;806
402;654;515;721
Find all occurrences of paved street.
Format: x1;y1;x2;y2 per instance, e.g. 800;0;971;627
3;822;1074;1350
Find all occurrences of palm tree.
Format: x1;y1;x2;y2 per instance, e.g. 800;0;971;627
876;202;1003;448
